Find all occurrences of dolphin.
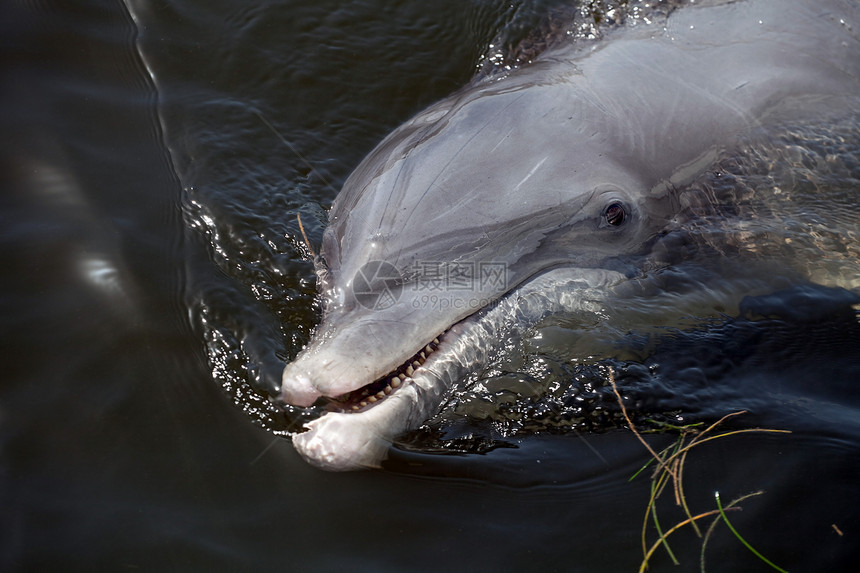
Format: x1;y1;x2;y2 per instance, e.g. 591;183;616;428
280;0;860;470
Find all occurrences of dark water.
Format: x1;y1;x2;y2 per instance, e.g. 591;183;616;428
2;1;859;571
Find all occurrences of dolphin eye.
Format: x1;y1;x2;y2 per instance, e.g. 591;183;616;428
605;202;626;226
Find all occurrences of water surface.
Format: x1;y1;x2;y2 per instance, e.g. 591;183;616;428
2;1;858;571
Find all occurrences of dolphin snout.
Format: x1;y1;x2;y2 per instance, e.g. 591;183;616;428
280;372;321;407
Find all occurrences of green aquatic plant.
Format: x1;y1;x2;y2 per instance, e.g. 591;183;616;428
713;491;789;573
607;368;791;572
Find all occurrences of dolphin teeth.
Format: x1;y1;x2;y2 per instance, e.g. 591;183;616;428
337;330;446;413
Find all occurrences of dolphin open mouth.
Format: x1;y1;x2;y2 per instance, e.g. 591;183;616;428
284;267;627;470
329;336;442;412
286;326;461;472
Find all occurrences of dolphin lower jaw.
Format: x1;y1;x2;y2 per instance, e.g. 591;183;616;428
285;267;626;470
291;361;452;471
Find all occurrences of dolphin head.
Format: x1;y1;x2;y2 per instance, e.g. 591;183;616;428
279;61;678;468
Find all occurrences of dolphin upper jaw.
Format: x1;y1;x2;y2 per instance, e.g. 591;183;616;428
280;372;320;407
280;302;455;406
280;269;530;407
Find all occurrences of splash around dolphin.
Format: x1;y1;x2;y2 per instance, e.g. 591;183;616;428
280;0;859;470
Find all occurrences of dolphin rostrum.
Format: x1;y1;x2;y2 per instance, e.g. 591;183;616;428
280;0;859;470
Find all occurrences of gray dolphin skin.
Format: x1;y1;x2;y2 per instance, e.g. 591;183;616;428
280;0;860;470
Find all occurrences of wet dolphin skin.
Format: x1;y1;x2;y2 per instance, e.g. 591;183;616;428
280;0;859;470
